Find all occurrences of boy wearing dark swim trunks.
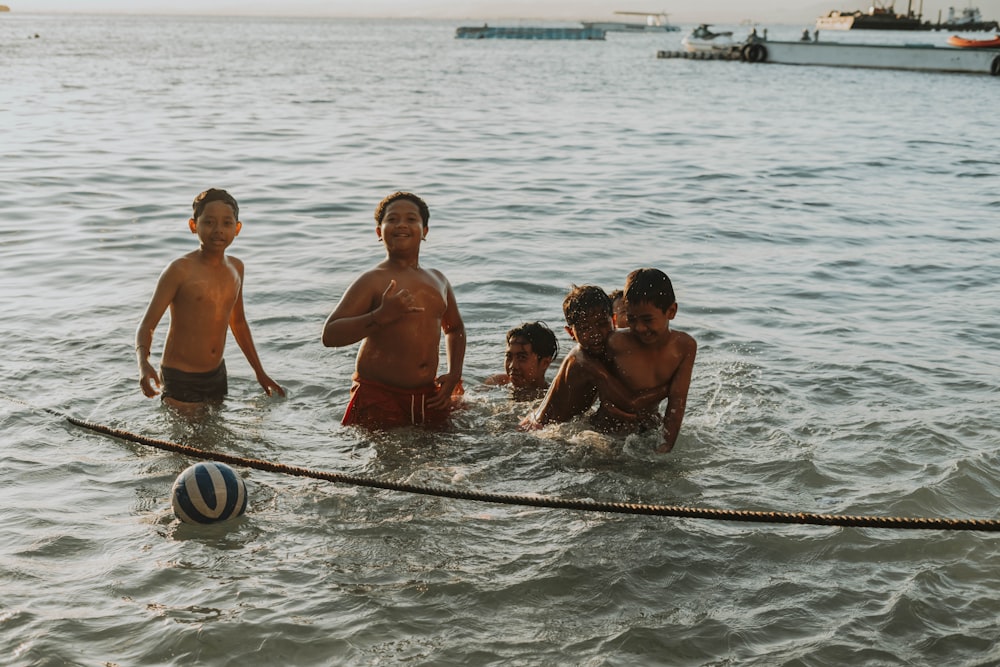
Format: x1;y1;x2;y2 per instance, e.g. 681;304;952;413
135;188;284;408
322;192;465;430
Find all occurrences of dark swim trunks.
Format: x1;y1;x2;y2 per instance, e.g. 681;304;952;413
161;361;228;403
341;376;456;430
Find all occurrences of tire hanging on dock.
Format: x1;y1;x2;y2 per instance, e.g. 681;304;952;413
990;56;1000;76
743;43;767;64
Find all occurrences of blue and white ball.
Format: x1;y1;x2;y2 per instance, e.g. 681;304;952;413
171;462;248;524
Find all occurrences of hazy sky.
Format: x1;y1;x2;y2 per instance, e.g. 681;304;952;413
9;0;1000;25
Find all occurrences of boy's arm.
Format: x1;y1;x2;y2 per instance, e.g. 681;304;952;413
428;282;465;409
228;263;284;397
520;349;598;428
658;335;697;453
322;277;423;347
571;354;643;415
135;263;181;398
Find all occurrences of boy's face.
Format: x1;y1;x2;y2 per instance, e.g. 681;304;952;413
377;199;425;250
189;200;241;250
612;297;628;330
625;300;677;345
504;336;552;389
565;309;613;357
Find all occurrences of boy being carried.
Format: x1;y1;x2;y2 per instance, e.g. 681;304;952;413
135;188;284;408
322;192;465;429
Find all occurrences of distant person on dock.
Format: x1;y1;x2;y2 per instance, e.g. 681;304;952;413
801;29;812;41
135;188;284;409
322;191;466;429
484;321;558;401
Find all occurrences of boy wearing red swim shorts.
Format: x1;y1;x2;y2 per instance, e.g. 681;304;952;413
322;192;465;429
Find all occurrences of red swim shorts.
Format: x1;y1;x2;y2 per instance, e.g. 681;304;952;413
341;376;457;430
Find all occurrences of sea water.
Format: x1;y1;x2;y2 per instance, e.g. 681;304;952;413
1;12;999;666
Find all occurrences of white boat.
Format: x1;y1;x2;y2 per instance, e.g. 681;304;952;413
741;38;1000;75
681;24;736;53
583;11;680;32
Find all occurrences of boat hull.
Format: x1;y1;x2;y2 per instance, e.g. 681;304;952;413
750;40;1000;74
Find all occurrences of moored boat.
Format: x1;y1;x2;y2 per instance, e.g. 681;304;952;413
583;11;680;33
816;1;928;30
741;37;1000;75
681;24;736;53
947;34;1000;47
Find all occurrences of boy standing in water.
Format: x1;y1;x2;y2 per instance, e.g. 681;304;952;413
135;188;284;408
522;285;662;428
484;321;558;401
523;273;695;453
322;191;465;429
605;268;697;452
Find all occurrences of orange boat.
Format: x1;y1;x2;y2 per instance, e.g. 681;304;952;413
947;34;1000;47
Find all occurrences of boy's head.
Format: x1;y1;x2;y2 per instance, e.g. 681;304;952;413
504;321;558;389
374;192;429;228
623;268;678;344
562;285;614;356
192;188;239;221
608;289;628;329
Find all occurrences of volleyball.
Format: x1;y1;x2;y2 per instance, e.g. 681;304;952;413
171;461;248;524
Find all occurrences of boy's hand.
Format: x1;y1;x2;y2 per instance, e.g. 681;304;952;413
138;362;161;398
427;372;461;410
518;411;542;430
257;373;286;398
377;280;425;324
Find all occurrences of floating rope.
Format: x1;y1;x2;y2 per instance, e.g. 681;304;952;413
4;395;999;531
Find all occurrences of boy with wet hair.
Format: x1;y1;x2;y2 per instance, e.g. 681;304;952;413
322;191;466;429
522;285;661;427
135;188;284;408
609;289;628;330
605;268;697;452
485;321;559;401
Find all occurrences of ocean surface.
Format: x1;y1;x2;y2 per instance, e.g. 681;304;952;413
2;12;1000;666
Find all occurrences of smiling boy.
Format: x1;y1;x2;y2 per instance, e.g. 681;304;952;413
322;191;466;429
135;188;284;408
604;268;697;452
521;285;659;428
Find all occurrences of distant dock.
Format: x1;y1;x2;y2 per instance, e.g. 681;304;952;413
455;25;606;40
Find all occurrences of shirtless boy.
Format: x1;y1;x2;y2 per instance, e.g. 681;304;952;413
484;321;558;401
605;268;697;452
135;188;284;408
609;289;628;330
322;191;465;429
522;285;661;428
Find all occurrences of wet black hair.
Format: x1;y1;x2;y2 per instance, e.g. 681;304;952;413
506;321;559;361
623;268;676;311
374;191;429;226
562;285;612;327
192;188;239;220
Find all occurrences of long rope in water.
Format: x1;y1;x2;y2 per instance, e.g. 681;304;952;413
6;395;1000;531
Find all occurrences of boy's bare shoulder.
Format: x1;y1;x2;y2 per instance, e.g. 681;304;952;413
671;330;697;353
608;329;642;353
